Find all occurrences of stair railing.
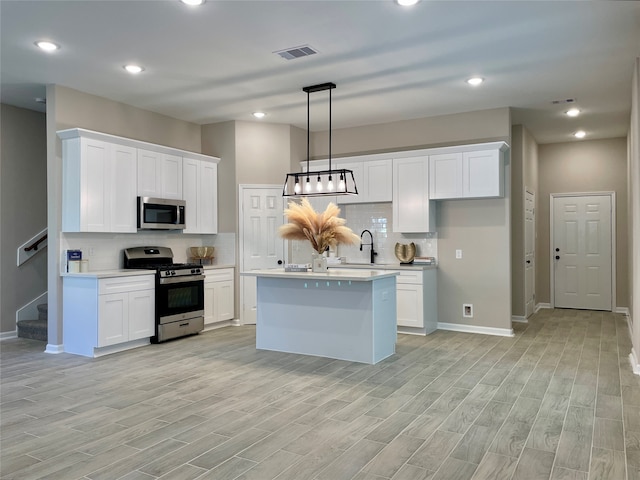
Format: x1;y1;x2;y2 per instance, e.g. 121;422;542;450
17;228;47;266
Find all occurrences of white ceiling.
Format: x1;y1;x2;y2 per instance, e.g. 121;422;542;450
2;0;639;144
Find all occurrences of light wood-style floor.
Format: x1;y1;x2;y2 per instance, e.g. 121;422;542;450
1;309;639;480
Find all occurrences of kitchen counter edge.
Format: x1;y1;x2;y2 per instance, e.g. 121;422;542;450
328;263;437;271
242;268;399;281
61;264;235;279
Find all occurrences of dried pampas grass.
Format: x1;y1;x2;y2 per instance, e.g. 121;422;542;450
279;198;360;254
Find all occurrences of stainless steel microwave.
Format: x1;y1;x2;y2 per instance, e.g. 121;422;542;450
137;197;186;230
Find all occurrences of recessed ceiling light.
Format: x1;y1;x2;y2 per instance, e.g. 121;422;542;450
466;77;484;86
574;130;586;139
181;0;205;4
566;108;581;117
252;112;266;119
35;40;59;52
123;64;144;74
395;0;420;6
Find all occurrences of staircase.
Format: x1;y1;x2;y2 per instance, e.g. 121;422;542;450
17;304;48;342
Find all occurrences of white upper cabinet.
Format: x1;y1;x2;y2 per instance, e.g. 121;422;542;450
137;149;183;199
58;128;220;234
183;157;218;234
462;149;503;198
429;153;463;199
393;155;435;233
336;158;392;204
61;136;137;233
429;142;507;200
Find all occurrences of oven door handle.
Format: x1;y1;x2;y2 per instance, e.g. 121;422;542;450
158;274;205;285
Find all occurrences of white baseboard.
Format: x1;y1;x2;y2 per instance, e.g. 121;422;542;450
45;344;64;354
0;330;18;340
535;303;552;313
438;322;514;337
615;306;630;315
512;316;528;324
630;348;640;376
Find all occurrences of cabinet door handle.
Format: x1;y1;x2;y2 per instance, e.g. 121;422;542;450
526;260;531;264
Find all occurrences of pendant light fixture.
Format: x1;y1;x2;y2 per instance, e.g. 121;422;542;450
283;82;358;197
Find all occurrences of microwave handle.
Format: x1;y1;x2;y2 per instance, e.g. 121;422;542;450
178;205;185;226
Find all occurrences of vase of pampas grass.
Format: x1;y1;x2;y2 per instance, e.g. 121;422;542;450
279;198;360;272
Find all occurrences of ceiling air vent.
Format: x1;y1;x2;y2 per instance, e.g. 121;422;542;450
274;45;318;60
551;98;576;105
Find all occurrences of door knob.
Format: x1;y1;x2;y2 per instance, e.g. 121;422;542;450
526;260;531;264
555;248;560;252
555;255;560;260
277;260;283;265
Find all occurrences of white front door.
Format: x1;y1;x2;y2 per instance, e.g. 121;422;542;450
524;189;535;317
552;194;612;311
239;185;285;325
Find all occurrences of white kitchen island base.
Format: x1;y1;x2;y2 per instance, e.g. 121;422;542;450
250;269;398;364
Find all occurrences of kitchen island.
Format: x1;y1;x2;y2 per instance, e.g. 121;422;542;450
243;269;398;364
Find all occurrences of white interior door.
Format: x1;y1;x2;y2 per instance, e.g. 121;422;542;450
524;189;535;317
239;186;285;325
552;194;612;311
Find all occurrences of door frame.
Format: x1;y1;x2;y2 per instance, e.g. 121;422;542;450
238;184;287;325
524;188;535;318
549;191;616;311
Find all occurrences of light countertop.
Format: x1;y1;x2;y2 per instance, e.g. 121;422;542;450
328;262;437;271
242;268;399;282
62;264;235;279
61;269;154;279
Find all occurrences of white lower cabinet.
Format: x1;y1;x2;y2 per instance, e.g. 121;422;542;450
64;274;155;357
396;269;437;334
204;268;235;326
327;266;437;334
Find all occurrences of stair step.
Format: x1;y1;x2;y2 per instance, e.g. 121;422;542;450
17;319;47;342
37;303;48;322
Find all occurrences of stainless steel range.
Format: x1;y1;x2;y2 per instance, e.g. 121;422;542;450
124;246;204;343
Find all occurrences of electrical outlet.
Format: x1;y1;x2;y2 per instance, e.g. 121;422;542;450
456;249;462;259
463;304;473;318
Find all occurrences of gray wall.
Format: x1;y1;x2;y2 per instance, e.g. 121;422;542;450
313;107;513;332
201;121;236;233
0;104;48;334
537;137;629;308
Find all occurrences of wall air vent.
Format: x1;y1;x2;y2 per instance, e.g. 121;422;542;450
274;45;319;60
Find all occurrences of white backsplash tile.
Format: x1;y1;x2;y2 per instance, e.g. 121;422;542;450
61;231;236;272
340;203;437;264
289;202;437;265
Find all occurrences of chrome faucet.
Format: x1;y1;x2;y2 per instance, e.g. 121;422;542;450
360;229;377;264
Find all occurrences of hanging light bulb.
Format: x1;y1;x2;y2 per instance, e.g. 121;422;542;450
316;175;323;192
305;176;311;193
338;172;345;191
294;175;301;194
327;175;334;191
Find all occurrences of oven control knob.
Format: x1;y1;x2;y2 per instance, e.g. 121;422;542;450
191;269;197;274
170;270;176;276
